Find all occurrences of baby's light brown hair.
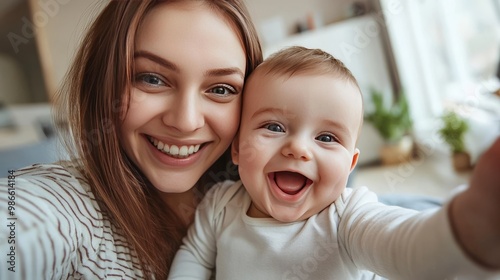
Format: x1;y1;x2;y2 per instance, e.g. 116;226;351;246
249;46;360;88
244;46;364;137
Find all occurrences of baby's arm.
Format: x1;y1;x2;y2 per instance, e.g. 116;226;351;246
449;137;500;269
339;144;500;280
169;182;228;279
338;188;492;279
169;211;216;279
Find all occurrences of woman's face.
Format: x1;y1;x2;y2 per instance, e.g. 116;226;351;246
121;1;246;194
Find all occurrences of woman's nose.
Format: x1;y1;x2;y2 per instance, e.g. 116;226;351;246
162;91;204;133
281;136;313;161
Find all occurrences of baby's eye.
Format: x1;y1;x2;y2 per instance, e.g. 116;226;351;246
209;85;237;96
264;123;285;133
316;134;337;143
135;73;165;87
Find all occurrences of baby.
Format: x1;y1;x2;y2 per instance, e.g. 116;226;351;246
168;46;498;279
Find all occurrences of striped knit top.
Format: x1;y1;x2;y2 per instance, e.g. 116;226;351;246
0;162;144;279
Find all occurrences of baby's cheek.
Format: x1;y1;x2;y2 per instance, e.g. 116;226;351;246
237;135;265;165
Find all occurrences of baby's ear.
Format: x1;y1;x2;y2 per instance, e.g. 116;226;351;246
350;148;360;172
231;133;240;165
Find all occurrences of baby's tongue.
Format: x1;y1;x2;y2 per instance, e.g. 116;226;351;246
274;171;306;195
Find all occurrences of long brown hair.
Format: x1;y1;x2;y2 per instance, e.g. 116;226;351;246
54;0;262;278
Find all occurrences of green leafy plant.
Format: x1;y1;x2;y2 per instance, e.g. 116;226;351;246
365;89;412;143
438;111;468;154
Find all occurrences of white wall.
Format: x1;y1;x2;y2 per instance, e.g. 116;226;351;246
245;0;373;47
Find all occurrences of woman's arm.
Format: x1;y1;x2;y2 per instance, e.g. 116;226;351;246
449;137;500;269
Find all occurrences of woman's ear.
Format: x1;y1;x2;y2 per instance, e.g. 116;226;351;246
350;148;360;172
231;132;240;165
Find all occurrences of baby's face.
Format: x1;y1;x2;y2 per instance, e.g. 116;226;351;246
232;72;363;222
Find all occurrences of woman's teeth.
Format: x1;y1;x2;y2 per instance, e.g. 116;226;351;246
150;137;201;158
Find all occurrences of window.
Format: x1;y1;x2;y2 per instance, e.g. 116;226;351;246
381;0;500;127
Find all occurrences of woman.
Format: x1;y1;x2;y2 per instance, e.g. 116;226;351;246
0;0;262;279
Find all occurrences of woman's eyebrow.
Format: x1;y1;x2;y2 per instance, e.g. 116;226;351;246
135;50;244;79
205;68;244;80
134;50;179;72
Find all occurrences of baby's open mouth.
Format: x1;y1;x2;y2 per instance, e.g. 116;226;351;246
272;171;312;195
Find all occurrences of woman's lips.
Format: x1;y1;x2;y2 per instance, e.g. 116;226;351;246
146;135;206;167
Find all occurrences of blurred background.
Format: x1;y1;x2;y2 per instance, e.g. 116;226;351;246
0;0;499;199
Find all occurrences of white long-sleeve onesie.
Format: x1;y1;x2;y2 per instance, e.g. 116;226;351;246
169;180;497;280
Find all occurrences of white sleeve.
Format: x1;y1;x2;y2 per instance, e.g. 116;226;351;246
169;181;235;279
0;167;83;280
338;187;499;279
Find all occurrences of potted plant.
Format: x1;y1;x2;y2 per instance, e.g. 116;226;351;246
438;111;471;172
365;89;413;165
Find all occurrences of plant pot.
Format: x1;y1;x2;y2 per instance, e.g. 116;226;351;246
452;152;471;172
379;136;413;165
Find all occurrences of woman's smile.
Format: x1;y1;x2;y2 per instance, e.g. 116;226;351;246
148;136;203;158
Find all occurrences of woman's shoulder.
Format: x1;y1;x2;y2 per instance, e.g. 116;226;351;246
15;161;85;181
0;161;101;225
10;161;94;199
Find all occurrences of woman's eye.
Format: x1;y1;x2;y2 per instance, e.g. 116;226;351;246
264;123;285;133
209;85;236;96
316;134;337;143
135;73;165;87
